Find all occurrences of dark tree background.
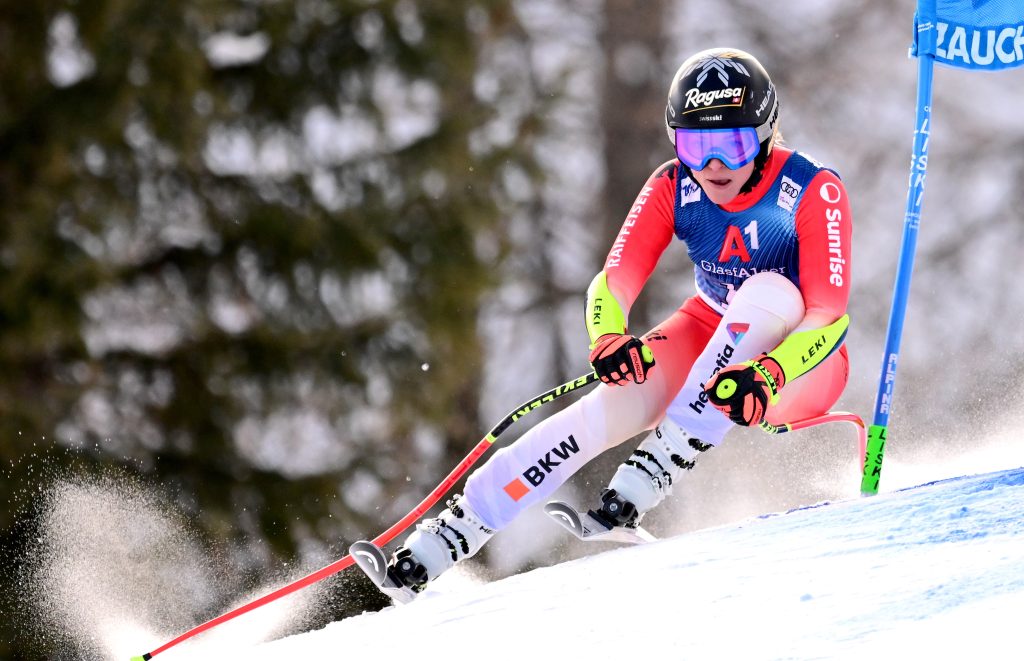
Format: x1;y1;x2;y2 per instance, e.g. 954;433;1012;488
0;2;545;657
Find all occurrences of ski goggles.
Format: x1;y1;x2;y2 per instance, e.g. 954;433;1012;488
674;126;760;171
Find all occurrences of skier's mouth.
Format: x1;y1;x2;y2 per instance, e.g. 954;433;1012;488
706;178;732;188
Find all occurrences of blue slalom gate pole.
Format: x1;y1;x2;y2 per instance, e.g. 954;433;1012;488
862;29;936;496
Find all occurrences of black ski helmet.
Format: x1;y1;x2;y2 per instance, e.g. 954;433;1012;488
665;48;780;190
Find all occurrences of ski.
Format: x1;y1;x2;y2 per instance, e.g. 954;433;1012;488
544;501;656;544
349;540;419;605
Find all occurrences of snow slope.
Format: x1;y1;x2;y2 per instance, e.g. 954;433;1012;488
219;467;1024;661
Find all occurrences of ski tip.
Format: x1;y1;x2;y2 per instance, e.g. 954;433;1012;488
545;500;656;544
544;501;586;537
130;654;151;661
350;540;389;586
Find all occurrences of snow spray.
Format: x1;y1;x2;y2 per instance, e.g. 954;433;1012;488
21;475;326;659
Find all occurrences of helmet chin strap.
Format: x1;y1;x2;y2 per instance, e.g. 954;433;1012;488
737;139;773;195
739;99;779;193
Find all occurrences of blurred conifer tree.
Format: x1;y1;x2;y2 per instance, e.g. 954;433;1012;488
0;2;541;655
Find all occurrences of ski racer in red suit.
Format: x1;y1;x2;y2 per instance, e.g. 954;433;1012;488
375;48;852;601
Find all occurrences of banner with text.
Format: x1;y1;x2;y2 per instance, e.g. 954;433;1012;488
913;0;1024;70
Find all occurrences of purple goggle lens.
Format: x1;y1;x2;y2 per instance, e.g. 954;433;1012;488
674;127;760;171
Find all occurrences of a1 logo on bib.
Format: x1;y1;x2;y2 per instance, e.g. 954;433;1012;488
777;175;802;212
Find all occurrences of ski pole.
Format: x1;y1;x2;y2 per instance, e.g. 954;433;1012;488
759;411;868;475
131;371;599;660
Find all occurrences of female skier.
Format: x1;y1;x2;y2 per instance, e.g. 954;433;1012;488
372;47;852;601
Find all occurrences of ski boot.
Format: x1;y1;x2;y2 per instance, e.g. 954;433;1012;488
545;422;708;544
352;494;494;604
603;420;711;522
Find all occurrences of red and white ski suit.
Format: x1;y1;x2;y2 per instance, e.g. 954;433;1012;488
464;147;852;530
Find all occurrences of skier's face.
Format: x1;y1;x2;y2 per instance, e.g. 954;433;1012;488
691;158;755;205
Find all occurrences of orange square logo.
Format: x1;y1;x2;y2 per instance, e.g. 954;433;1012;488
503;478;530;502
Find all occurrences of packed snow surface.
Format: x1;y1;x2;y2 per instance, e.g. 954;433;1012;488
213;466;1024;661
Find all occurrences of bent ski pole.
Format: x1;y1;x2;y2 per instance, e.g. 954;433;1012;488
131;371;600;660
759;411;868;477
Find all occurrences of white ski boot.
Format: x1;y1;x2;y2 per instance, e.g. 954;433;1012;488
597;420;711;527
385;495;494;600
